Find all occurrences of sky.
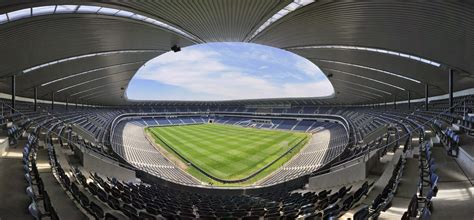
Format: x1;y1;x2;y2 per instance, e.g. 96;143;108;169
127;42;334;101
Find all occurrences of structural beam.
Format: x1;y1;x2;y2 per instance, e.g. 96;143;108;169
11;75;15;112
449;69;454;113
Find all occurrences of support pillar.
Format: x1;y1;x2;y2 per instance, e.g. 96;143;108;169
34;87;38;111
425;84;429;111
449;69;454;113
393;95;397;109
11;75;15;112
407;90;411;110
51;92;55;110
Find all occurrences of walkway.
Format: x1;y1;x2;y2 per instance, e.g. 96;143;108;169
430;144;474;220
35;147;88;220
0;137;87;220
0;140;32;220
378;142;474;219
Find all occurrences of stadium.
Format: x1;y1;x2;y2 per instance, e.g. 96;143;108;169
0;1;473;220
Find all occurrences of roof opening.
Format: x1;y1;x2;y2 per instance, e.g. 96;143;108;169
127;42;334;101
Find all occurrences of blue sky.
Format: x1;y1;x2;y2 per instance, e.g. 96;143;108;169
127;42;334;101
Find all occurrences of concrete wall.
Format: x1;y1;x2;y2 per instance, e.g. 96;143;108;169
457;147;474;179
71;124;97;144
362;125;388;144
308;159;366;190
308;149;381;190
137;170;308;196
366;149;383;175
83;150;136;182
0;136;8;156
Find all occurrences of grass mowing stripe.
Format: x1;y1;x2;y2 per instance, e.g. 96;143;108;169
156;124;304;176
157;125;283;160
157;126;243;159
152;125;250;172
156;126;261;174
152;124;250;168
151;128;226;165
178;125;290;153
177;124;278;143
176;125;297;169
149;130;233;178
147;124;309;182
233;135;305;175
153;127;243;177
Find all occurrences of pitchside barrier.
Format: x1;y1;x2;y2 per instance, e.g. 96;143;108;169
136;169;309;196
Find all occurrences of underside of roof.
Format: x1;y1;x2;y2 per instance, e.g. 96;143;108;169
1;1;473;106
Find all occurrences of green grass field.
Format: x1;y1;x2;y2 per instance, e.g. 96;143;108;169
146;123;309;186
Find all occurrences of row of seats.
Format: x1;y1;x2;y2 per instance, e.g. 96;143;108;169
37;123;131;220
111;120;199;185
459;114;474;135
402;142;439;219
23;131;59;219
428;95;473;116
83;171;375;220
440;127;460;157
15;110;374;220
368;155;406;218
428;117;460;157
262;124;349;185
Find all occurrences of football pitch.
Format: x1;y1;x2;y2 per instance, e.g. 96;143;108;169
146;123;309;185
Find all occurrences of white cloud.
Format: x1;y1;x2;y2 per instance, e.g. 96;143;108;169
295;58;322;79
131;44;334;101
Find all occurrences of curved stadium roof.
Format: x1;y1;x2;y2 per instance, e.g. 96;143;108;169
1;1;473;106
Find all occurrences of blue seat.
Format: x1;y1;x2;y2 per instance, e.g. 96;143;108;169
430;174;438;186
28;201;41;220
453;135;460;144
420;206;431;220
430;173;439;196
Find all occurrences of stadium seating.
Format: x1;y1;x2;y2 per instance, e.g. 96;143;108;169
1;94;473;219
23;131;60;220
368;156;405;218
